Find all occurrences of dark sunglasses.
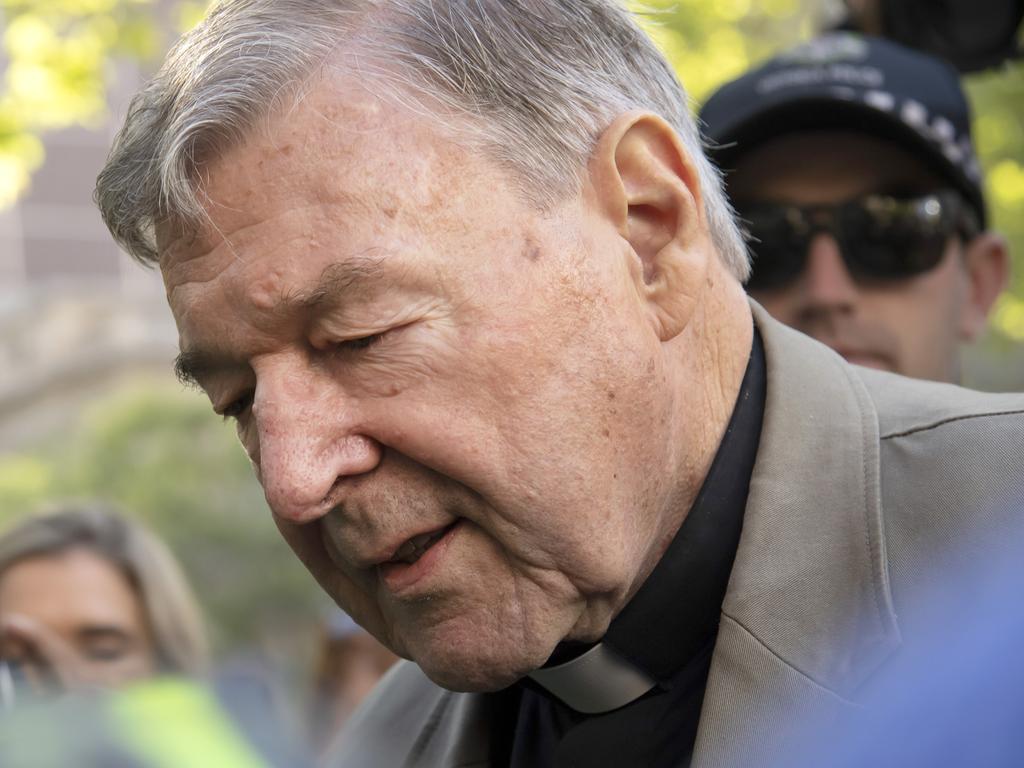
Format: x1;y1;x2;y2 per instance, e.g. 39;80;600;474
735;190;980;292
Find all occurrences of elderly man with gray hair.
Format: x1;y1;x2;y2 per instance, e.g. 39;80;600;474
95;2;1024;766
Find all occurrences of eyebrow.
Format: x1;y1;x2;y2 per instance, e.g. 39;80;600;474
174;254;388;390
174;348;233;391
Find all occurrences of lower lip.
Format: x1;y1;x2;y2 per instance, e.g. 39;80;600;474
378;522;461;595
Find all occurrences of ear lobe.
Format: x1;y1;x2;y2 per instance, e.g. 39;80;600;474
959;232;1010;341
589;112;710;342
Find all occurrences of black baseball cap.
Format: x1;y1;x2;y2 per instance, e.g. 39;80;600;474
699;33;987;228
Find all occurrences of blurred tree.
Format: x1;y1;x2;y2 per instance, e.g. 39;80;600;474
0;381;326;656
630;0;1024;345
969;68;1024;345
0;0;165;207
631;0;833;105
0;0;218;212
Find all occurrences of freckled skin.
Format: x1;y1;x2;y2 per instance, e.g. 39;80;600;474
161;78;752;692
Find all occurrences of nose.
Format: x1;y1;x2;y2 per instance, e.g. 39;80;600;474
251;363;383;524
800;233;859;313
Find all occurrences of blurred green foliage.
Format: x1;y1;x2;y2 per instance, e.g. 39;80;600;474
968;68;1024;342
0;382;326;654
0;0;164;206
632;0;827;103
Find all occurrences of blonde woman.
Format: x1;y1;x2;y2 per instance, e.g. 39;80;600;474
0;504;207;697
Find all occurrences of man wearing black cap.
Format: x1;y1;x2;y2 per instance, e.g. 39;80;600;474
700;33;1009;383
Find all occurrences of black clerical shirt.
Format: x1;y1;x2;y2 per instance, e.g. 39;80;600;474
491;331;766;768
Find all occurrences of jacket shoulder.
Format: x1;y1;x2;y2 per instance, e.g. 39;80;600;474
854;367;1024;439
856;369;1024;607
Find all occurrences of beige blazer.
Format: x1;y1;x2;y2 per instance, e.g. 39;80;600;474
330;305;1024;767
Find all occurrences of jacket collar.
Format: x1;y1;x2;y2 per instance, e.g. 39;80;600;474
691;304;901;766
726;303;900;693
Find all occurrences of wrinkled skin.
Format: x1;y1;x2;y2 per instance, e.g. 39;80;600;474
161;77;752;691
729;132;1008;384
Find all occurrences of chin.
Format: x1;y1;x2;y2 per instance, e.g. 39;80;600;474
409;631;553;693
420;660;524;693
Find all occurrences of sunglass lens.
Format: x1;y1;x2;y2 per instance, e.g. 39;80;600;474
738;206;808;291
745;243;806;291
841;200;950;281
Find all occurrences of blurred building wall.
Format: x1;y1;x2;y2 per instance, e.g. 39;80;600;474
0;61;179;455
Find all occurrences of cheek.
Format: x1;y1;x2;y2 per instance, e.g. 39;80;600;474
347;336;456;398
906;249;968;314
885;268;966;336
75;647;155;688
275;517;397;649
379;526;582;686
110;650;155;676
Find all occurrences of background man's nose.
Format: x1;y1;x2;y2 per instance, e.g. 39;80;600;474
252;382;383;524
801;233;859;311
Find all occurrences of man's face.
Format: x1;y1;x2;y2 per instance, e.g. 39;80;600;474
728;132;973;382
161;82;682;691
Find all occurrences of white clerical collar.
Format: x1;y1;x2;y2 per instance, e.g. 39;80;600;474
527;642;658;714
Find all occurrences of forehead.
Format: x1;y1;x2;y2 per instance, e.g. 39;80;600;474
727;131;944;203
159;76;483;297
0;549;142;623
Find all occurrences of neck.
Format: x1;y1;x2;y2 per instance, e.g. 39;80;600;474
634;270;754;601
556;268;755;648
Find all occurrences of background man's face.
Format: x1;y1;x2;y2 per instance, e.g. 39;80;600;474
160;81;681;691
728;132;973;382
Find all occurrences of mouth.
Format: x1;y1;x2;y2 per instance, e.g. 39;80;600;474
391;525;453;564
378;521;461;595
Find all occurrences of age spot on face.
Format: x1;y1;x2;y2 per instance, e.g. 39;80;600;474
522;235;543;262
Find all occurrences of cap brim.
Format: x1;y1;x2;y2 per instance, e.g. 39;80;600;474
707;97;986;227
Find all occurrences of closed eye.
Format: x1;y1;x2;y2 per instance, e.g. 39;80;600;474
216;333;388;420
219;390;254;421
338;332;386;352
78;628;134;662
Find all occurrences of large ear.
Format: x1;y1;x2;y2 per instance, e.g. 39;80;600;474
588;111;710;342
959;232;1010;341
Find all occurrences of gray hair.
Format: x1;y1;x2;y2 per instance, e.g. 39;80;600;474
96;0;749;279
0;505;209;676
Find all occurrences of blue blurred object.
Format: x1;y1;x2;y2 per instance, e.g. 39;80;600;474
325;608;363;640
771;525;1024;768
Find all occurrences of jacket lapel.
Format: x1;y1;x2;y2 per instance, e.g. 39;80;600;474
692;305;901;766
